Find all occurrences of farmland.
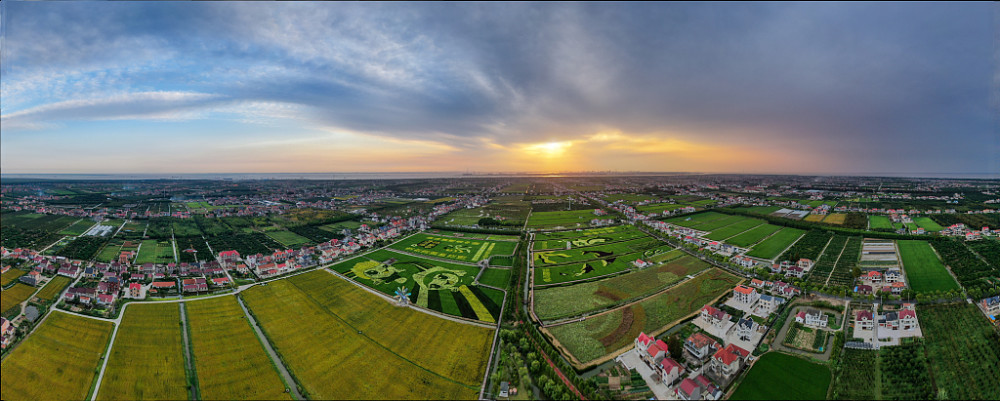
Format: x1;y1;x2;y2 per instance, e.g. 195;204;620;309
206;233;283;256
1;212;79;232
779;230;834;262
703;218;766;241
477;268;511;288
330;249;503;322
920;303;1000;400
534;242;675;285
534;236;662;266
135;239;176;264
832;348;877;400
725;224;782;247
546;268;740;364
526;209;614;229
58;219;95;235
746;227;806;260
869;215;893;229
97;303;189;400
912;217;944;231
2;283;36;315
265;229;313;248
390;232;517;263
533;254;709;320
1;268;28;287
897;240;960;293
53;236;107;260
823;213;848;225
36;275;73;302
929;240;999;294
532;225;648;251
730;352;831;400
0;312;114;401
241;271;492;399
879;341;934;400
186;296;290;400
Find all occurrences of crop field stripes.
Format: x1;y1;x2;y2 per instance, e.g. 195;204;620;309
823;238;849;287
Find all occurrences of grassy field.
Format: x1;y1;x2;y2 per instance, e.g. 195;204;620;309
478;268;511;288
2;283;36;315
526;210;614;229
265;230;313;248
746;228;806;259
547;268;740;364
868;215;893;229
390;232;517;263
1;268;28;287
186;296;290;400
725;224;782;247
912;217;944;232
98;303;188;400
704;218;766;241
804;214;826;222
635;202;689;214
0;312;114;401
664;211;729;228
897;240;960;293
134;239;175;264
534;254;709;320
36;275;73;302
920;303;1000;400
59;219;95;236
730;352;831;400
330;249;503;322
241;271;492;399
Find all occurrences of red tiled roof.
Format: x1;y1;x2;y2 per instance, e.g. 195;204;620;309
733;285;755;295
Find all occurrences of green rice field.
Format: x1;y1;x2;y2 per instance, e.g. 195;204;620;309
730;352;832;400
746;228;806;259
390;232;517;263
897;240;960;293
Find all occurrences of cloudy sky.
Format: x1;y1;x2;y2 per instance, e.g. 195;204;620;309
1;2;996;175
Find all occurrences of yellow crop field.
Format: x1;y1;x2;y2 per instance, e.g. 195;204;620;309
823;213;847;225
1;312;114;401
1;268;27;286
804;214;826;222
97;303;189;400
241;270;493;400
2;283;36;315
36;276;73;302
186;296;291;400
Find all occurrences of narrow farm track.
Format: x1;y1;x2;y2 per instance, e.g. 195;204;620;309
522;324;586;400
236;297;304;400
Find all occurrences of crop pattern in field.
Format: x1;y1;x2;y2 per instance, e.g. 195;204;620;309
390;232;517;263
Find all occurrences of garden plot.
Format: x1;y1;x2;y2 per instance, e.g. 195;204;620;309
330;249;503;323
390;232;517;264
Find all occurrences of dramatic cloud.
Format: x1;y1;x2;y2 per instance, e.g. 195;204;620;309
0;2;995;175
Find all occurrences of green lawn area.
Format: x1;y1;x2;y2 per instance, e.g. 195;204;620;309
704;218;766;241
726;224;782;247
730;352;831;400
477;268;511;288
264;230;313;248
869;215;893;229
134;240;175;264
912;217;944;232
746;228;806;259
897;240;960;293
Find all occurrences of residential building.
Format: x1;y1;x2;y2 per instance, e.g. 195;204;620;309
856;310;875;331
684;332;720;362
700;306;730;329
732;285;759;307
795;308;828;328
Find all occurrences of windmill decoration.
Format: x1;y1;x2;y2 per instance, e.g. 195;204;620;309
394;286;411;306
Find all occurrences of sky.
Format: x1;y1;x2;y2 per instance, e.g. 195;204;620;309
1;2;997;176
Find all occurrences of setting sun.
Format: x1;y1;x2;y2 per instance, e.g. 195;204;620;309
524;141;572;158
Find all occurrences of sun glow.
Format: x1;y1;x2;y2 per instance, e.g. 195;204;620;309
523;141;572;158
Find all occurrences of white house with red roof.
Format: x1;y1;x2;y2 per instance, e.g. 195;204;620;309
855;310;875;332
700;306;731;329
658;358;685;385
732;285;759;307
675;378;701;401
684;332;720;361
710;344;749;378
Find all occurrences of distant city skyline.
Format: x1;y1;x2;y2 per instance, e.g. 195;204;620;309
1;2;997;175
